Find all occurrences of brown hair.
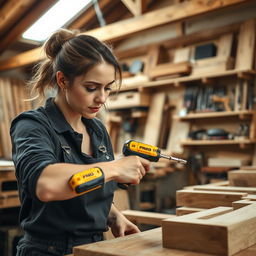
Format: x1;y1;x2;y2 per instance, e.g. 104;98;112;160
29;29;122;99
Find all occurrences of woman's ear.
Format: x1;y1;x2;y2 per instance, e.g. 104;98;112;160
56;71;68;90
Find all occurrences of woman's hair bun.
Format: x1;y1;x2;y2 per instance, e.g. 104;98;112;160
44;28;79;60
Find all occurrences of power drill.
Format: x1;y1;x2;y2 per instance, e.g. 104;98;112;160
122;140;187;164
69;140;187;194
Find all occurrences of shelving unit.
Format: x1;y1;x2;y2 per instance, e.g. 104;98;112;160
119;69;256;92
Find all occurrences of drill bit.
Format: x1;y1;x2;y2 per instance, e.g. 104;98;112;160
160;154;187;164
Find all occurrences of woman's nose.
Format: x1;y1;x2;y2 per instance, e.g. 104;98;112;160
95;89;107;103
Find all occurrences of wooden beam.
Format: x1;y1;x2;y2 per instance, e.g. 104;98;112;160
68;0;112;29
0;0;36;37
0;0;250;71
116;22;241;59
0;0;56;54
136;0;147;15
84;0;250;42
121;0;138;16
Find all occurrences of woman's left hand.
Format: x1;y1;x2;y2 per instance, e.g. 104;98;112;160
108;208;140;237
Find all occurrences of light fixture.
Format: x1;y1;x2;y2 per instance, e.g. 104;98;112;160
22;0;92;42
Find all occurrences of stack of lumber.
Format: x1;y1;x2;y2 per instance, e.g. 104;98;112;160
0;160;19;209
0;78;32;159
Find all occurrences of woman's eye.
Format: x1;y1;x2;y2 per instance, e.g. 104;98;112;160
105;87;112;91
85;87;96;92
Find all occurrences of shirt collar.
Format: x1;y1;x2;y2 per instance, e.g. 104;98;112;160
44;97;103;137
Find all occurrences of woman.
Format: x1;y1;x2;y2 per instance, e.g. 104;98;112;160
10;29;150;256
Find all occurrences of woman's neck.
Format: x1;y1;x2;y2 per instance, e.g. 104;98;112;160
54;95;83;132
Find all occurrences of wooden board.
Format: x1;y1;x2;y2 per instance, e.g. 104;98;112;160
162;204;256;256
107;91;150;109
143;92;166;146
192;184;256;194
176;206;205;216
235;19;256;70
122;210;174;226
228;170;256;187
149;61;191;79
73;226;256;256
176;190;247;208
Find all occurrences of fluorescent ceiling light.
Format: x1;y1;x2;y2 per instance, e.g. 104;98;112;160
22;0;92;42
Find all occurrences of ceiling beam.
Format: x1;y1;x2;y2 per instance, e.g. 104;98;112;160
0;0;251;71
0;0;36;37
0;0;56;54
136;0;147;15
121;0;138;16
68;0;113;29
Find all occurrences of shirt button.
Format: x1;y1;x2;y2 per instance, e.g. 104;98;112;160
106;155;110;160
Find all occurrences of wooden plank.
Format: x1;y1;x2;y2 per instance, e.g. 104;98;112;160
85;0;250;42
162;204;256;256
149;61;191;79
143;92;166;145
193;184;256;194
0;0;249;71
107;91;150;110
235;19;256;70
122;210;174;226
0;79;12;159
217;33;234;58
228;170;256;187
73;226;256;256
241;166;256;170
167;118;190;154
176;206;205;216
176;190;247;208
232;199;256;209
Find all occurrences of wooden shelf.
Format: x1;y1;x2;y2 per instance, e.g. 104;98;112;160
181;139;256;146
177;110;256;120
119;69;256;92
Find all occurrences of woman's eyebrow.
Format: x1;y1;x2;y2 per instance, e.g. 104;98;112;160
83;80;115;86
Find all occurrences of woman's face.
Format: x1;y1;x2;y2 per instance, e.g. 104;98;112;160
64;62;115;119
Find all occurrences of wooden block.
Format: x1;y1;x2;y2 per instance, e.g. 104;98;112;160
192;56;234;75
176;206;205;216
74;227;256;256
149;61;191;79
228;170;256;187
0;191;20;209
107;91;150;110
162;204;256;256
176;190;247;208
173;47;191;63
235;19;256;70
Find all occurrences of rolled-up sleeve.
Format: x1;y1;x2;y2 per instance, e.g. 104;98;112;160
11;118;58;199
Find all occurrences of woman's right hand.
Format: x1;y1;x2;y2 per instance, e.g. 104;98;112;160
106;156;150;185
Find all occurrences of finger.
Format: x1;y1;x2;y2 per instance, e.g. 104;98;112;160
139;158;151;172
139;164;146;177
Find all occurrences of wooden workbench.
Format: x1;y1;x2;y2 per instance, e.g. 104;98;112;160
73;227;256;256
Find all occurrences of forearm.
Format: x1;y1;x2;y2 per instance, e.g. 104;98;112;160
36;161;118;202
107;203;120;226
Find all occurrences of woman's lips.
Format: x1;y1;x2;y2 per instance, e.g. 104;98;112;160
89;107;100;113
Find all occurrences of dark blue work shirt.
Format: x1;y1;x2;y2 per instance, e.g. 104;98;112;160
10;97;117;239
